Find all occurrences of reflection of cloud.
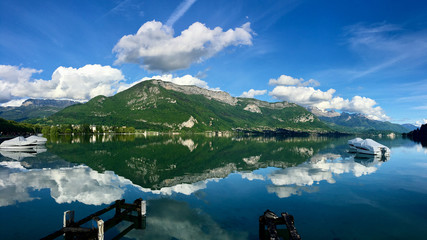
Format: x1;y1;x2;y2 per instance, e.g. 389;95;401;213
240;172;264;181
268;164;335;186
121;199;249;240
309;153;341;163
267;185;319;198
145;181;212;196
0;164;132;206
265;153;382;198
269;155;379;186
122;198;248;240
0;161;27;170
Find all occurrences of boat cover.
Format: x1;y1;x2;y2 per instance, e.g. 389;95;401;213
26;135;47;144
348;138;363;146
0;136;37;147
358;139;390;154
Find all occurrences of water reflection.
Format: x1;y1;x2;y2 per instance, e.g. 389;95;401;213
0;163;133;206
264;153;387;198
119;198;248;240
46;135;333;190
0;147;46;161
1;135;426;239
0;135;398;207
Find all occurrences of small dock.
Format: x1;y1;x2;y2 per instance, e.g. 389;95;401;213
41;198;146;240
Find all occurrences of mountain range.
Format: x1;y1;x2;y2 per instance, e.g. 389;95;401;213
45;80;330;132
0;80;417;134
307;107;415;133
0;99;77;122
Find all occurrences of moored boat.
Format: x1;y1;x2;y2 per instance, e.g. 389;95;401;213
353;138;390;156
0;136;37;150
348;138;363;152
25;135;47;145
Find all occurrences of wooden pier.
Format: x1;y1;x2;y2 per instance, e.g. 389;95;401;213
259;210;301;240
41;198;146;240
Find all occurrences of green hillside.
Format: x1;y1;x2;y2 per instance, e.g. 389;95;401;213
0;117;36;135
47;80;331;132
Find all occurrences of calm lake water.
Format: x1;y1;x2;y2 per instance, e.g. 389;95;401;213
0;134;426;239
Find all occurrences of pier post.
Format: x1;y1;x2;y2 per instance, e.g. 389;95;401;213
141;200;146;216
96;217;104;240
63;210;75;228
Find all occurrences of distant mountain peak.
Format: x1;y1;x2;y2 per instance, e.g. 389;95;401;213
312;109;410;133
21;99;78;108
307;106;341;118
0;99;79;122
148;79;238;106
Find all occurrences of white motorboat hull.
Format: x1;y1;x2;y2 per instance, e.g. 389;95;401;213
0;136;38;150
349;138;390;156
0;145;36;150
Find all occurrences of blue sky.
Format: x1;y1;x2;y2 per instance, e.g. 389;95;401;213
1;0;426;125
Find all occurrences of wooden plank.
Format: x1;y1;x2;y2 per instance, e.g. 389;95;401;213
41;199;145;240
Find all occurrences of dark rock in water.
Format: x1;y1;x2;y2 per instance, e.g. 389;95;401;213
403;124;427;146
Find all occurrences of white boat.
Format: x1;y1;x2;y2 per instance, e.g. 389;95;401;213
353;138;390;156
348;138;363;152
26;135;47;145
0;136;37;150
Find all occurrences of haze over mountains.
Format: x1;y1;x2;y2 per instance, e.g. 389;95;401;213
0;80;416;133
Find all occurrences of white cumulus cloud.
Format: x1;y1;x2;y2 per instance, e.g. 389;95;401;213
113;20;253;72
269;74;389;121
269;74;320;87
240;89;267;98
0;64;124;103
0;65;42;102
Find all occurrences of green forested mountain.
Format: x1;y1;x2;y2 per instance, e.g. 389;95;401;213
0;117;36;135
48;80;330;132
0;99;77;122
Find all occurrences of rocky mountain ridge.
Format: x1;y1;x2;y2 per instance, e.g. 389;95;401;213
47;79;330;132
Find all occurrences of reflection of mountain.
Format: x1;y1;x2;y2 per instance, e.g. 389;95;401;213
47;135;336;189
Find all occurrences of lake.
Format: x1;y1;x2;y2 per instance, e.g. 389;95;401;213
0;134;426;239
